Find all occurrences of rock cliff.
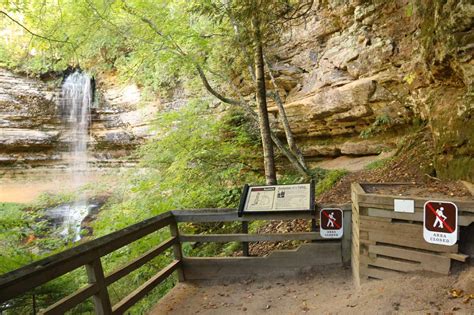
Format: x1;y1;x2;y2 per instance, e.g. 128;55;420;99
0;0;472;181
0;69;158;170
265;0;473;180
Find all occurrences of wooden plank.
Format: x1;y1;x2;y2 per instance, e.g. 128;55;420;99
361;217;459;253
360;216;422;235
368;208;423;222
172;209;316;223
241;221;249;257
105;237;176;285
0;212;174;303
41;284;98;315
172;205;351;223
169;222;184;282
442;252;469;262
341;210;352;265
352;182;366;195
368;231;458;253
368;244;451;274
112;260;179;315
367;208;473;226
182;243;341;280
358;193;474;213
361;255;421;273
361;266;401;280
351;183;362;288
179;232;326;243
86;259;112;315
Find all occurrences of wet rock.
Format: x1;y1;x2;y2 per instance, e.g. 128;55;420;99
0;68;157;169
0;129;59;149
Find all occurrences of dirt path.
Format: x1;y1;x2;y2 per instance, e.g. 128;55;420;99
312;151;394;172
150;265;474;314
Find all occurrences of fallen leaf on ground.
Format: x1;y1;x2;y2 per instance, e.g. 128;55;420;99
448;289;464;298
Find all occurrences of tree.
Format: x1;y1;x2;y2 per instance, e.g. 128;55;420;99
0;0;313;182
194;0;313;183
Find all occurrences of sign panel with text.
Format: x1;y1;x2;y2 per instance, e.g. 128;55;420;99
238;182;314;216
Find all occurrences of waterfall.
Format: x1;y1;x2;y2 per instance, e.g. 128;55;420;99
59;70;92;241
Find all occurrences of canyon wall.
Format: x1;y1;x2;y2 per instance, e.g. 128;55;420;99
0;69;158;171
0;0;472;181
266;0;473;180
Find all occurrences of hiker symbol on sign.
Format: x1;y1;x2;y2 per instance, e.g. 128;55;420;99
423;201;458;246
320;208;343;239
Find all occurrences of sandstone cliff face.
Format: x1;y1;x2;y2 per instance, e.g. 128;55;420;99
0;69;158;169
0;0;472;182
266;0;473;180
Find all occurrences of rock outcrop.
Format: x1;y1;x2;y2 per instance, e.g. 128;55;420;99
265;0;473;180
1;0;472;182
0;69;158;169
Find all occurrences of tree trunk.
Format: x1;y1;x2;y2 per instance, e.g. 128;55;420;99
253;16;277;185
264;56;307;169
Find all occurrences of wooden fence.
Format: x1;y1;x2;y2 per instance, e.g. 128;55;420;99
0;206;351;315
351;183;473;287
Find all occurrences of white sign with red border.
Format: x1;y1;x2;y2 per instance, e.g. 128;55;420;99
423;200;458;246
320;208;343;239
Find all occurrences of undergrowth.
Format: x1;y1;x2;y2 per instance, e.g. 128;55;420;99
316;169;348;196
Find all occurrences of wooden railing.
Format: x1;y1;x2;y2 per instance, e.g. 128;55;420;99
0;206;351;314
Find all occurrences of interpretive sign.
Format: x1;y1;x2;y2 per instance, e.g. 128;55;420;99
238;182;314;216
320;208;343;239
423;200;458;246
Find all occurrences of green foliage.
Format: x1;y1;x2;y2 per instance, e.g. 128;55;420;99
0;1;314;312
30;192;78;210
403;72;417;84
364;157;394;170
360;114;393;139
315;169;347;196
132;101;263;211
405;2;414;18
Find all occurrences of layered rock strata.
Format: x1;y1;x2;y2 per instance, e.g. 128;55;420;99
0;69;158;169
264;0;473;180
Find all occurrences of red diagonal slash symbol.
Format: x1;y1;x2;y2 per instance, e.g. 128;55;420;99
322;210;341;229
426;203;454;233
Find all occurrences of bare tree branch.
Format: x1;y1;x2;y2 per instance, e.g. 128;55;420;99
0;10;69;44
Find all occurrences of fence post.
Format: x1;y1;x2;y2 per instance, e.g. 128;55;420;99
169;221;185;281
85;259;112;315
341;209;352;266
242;221;249;256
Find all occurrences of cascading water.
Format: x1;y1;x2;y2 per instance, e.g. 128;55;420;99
59;70;93;241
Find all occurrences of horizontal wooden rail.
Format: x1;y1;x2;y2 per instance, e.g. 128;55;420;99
105;237;177;286
172;205;351;223
0;206;353;314
0;212;174;302
42;283;98;314
357;193;474;213
112;260;180;314
179;232;326;243
172;209;316;222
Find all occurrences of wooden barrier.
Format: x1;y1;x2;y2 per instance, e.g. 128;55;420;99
0;206;351;314
351;183;473;287
0;212;178;315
